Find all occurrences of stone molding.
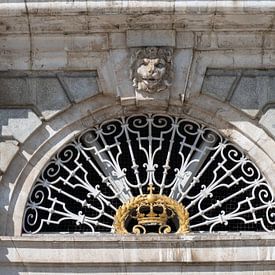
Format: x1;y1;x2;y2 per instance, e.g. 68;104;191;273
1;1;275;41
3;1;275;16
1;233;275;273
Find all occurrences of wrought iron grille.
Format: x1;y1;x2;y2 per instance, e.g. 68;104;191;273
23;114;275;233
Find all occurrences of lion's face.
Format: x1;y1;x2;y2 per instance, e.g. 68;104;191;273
136;58;167;92
131;47;172;94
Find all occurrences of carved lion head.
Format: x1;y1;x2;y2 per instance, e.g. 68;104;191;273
130;47;173;94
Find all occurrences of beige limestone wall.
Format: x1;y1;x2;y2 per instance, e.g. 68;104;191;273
1;1;275;274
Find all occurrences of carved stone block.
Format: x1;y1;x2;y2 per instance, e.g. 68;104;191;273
130;47;173;94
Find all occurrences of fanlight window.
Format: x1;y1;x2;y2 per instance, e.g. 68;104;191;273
23;114;275;234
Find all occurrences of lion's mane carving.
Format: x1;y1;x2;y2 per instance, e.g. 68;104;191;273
130;47;173;94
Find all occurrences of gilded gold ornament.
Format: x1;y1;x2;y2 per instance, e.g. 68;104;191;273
113;183;189;234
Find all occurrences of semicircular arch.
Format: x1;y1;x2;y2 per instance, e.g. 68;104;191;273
1;96;275;236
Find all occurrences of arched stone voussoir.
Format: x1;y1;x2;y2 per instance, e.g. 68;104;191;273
2;95;275;236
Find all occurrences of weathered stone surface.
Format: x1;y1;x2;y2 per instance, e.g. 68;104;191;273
135;88;170;109
231;73;275;118
1;2;275;38
31;34;108;69
0;109;42;143
70;34;108;52
1;233;275;271
67;51;107;69
195;32;264;50
96;53;118;95
255;76;275;108
195;32;213;49
230;77;259;118
32;51;67;70
0;35;29;52
262;50;275;66
176;32;194;48
170;49;193;102
230;50;263;67
32;35;68;52
29;15;89;34
257;132;275;162
0;77;34;106
0;16;29;34
188;95;224;119
109;32;126;49
111;49;134;99
28;77;71;120
232;120;266;145
201;69;275;118
0;72;102;109
213;14;273;31
59;72;100;103
217;33;263;49
0;140;19;173
0;35;30;70
259;107;275;139
127;30;175;47
248;142;274;176
228;129;255;153
264;33;275;49
201;75;236;101
0;52;30;70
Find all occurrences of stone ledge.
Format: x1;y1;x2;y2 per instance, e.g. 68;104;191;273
2;1;275;16
1;233;275;265
13;231;275;242
2;2;275;37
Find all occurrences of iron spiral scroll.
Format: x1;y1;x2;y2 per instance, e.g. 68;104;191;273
23;114;275;234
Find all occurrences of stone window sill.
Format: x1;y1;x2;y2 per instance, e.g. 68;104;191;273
1;232;275;266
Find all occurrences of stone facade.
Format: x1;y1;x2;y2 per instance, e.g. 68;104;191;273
1;1;275;274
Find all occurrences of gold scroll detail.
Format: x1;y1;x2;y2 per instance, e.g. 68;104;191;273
113;183;189;234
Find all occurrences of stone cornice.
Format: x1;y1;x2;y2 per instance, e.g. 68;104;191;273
2;1;275;34
2;1;275;15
